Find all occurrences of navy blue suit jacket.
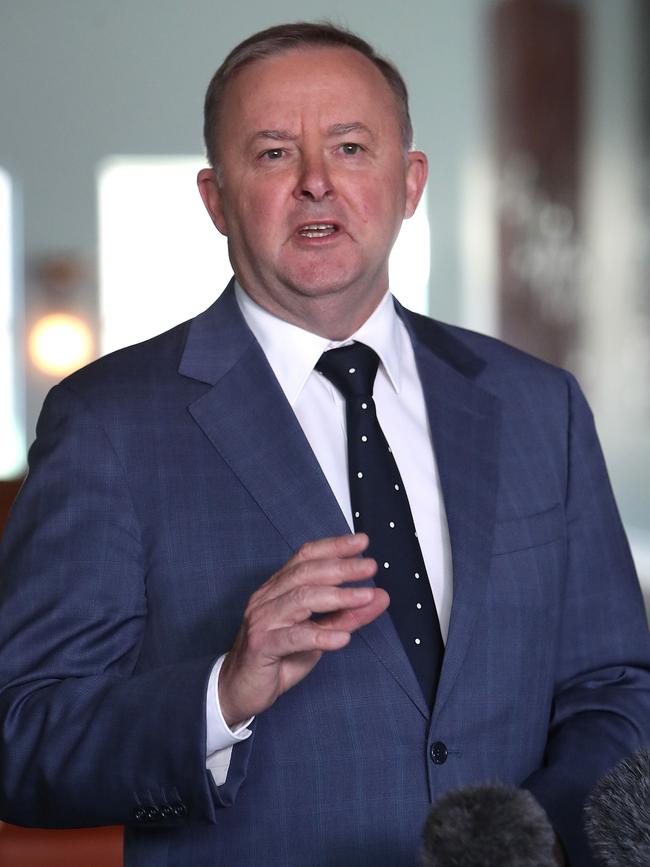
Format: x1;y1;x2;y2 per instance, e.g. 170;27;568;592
1;282;649;866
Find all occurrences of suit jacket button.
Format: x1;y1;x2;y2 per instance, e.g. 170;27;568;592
159;804;174;819
133;807;148;823
171;802;187;818
430;741;448;764
146;806;161;822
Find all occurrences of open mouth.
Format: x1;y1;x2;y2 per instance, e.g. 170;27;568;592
297;223;339;238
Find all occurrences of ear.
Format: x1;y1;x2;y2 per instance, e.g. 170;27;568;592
197;168;229;236
403;151;428;219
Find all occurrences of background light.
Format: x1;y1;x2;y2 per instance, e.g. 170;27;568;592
99;157;232;355
0;167;25;478
28;313;94;377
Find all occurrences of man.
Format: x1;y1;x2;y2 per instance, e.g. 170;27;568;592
1;22;649;867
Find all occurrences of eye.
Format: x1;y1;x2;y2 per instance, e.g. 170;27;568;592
261;148;285;160
339;143;363;155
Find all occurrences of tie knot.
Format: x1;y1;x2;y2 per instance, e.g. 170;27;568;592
316;342;380;399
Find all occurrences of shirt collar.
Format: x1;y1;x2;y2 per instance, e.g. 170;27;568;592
234;281;404;407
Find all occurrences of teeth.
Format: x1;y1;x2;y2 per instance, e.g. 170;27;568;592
299;223;337;237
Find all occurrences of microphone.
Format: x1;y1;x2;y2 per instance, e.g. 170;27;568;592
584;749;650;867
421;784;557;866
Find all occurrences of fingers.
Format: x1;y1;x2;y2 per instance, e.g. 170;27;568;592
241;584;389;669
246;532;380;641
245;583;382;636
253;533;375;608
250;621;353;660
292;532;369;562
315;588;390;633
239;586;389;673
251;562;376;618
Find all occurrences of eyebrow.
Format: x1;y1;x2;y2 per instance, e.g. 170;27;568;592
251;129;298;143
248;122;374;147
327;122;373;138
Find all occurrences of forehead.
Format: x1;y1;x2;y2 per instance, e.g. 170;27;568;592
220;45;401;134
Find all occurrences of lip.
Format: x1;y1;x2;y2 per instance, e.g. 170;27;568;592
292;220;345;243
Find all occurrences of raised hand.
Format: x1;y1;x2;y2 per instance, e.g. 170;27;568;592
218;533;388;726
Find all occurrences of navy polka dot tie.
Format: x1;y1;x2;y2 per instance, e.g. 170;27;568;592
316;341;443;709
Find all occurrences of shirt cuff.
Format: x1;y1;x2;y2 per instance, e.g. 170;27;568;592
206;654;253;753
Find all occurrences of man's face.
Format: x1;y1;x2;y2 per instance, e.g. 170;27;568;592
198;46;427;335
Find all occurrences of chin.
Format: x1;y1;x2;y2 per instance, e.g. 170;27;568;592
282;261;372;300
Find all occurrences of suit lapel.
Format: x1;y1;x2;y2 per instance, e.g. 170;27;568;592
401;307;500;721
179;283;349;550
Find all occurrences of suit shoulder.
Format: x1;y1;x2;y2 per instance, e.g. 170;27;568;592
407;309;573;389
57;319;192;397
38;319;206;431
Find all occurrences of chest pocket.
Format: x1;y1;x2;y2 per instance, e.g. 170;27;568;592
492;503;564;556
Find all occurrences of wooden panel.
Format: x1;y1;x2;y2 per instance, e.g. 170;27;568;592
492;0;584;368
0;479;22;535
0;824;123;867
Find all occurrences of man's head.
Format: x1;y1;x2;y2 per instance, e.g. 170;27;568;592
203;22;414;170
197;23;427;338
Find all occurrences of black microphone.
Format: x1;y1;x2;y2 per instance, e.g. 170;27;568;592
584;749;650;867
421;784;557;867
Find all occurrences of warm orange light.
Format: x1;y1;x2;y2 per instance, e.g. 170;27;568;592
28;313;94;376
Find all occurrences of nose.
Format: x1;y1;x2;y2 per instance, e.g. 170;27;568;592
293;152;335;202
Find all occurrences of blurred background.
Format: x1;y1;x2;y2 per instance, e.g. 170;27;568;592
0;0;648;619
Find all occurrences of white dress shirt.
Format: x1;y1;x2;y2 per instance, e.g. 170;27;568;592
205;283;452;785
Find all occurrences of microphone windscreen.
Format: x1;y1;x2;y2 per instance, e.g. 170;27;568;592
584;749;650;867
421;784;557;867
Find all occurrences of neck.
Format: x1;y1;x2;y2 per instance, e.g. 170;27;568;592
239;284;388;341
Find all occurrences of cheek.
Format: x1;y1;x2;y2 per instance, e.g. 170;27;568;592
240;183;288;232
352;186;385;226
351;175;406;232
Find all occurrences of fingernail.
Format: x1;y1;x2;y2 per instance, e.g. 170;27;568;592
352;588;373;600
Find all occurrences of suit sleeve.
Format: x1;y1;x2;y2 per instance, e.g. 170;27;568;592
0;383;234;828
522;373;650;864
